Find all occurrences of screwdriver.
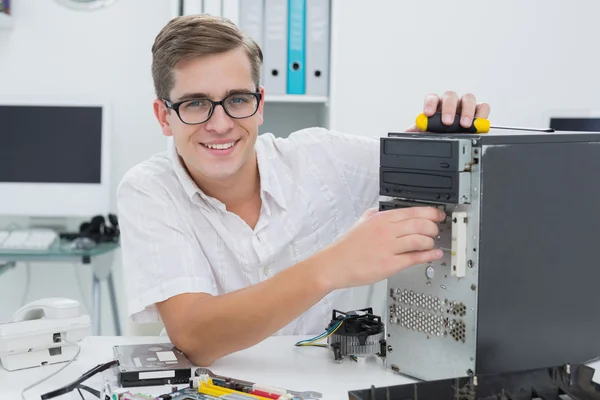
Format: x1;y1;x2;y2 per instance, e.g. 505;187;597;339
415;112;555;134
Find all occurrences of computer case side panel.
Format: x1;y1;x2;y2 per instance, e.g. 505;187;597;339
475;138;600;374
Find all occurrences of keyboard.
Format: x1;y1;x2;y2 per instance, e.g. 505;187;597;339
0;229;59;250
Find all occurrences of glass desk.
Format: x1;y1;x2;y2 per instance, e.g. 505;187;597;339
0;239;122;336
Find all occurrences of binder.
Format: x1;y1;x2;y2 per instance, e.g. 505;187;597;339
221;0;240;25
171;0;182;18
305;0;329;96
183;0;202;16
286;0;306;95
238;0;264;81
263;0;288;94
239;0;264;46
203;0;222;16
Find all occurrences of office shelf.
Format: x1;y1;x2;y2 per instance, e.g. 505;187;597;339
0;13;12;29
264;95;328;103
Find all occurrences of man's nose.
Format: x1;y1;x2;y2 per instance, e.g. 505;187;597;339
205;104;234;133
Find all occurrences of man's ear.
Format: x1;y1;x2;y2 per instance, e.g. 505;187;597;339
256;86;265;126
153;99;173;137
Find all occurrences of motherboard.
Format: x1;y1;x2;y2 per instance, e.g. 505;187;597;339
108;367;321;400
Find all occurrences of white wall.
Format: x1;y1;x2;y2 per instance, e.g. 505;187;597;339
328;0;600;137
0;0;173;334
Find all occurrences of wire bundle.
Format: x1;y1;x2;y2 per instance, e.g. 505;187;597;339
293;317;346;348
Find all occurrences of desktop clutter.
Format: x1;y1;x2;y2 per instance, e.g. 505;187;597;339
0;213;119;251
1;299;599;400
0;297;91;372
0;297;323;400
60;213;120;250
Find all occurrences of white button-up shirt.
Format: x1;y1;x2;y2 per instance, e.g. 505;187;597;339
117;127;381;335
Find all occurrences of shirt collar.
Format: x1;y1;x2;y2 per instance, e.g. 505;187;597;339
255;135;287;211
169;141;215;205
168;136;287;212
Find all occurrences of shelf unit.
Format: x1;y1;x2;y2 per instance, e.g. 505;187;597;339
261;94;330;138
264;95;328;104
0;13;12;29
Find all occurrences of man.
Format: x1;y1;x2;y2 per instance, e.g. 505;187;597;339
117;14;490;366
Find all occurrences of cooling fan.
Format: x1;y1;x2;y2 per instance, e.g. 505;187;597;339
326;308;386;362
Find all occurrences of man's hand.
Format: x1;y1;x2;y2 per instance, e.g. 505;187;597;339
406;91;491;132
317;206;446;291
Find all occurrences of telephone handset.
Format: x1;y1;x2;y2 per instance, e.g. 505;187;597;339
13;297;82;321
0;297;91;371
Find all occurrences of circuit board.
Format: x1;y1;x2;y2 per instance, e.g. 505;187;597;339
114;385;304;400
112;388;210;399
110;367;320;400
113;387;217;399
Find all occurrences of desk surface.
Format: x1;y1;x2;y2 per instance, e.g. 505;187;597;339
2;335;599;400
0;239;119;260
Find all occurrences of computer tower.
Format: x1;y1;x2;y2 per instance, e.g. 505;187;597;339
379;130;600;381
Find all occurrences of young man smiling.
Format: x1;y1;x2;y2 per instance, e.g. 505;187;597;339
117;14;491;366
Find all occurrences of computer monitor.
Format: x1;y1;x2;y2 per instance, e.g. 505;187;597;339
0;99;110;217
548;110;600;132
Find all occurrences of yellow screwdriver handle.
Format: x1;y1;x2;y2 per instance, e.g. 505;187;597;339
415;112;490;134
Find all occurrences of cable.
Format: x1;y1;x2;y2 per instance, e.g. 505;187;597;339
21;338;81;400
294;318;347;348
77;384;101;398
39;359;118;399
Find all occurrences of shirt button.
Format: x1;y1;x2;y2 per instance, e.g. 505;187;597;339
263;267;270;276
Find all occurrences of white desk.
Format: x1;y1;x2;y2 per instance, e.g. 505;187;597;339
2;335;599;400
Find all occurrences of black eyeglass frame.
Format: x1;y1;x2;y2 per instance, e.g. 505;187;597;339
40;359;119;399
163;91;263;125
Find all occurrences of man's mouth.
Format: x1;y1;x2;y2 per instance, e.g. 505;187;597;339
201;140;238;150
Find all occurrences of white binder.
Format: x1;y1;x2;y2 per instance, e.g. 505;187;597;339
306;0;330;96
183;0;202;15
263;0;288;94
239;0;265;83
222;0;240;25
203;0;222;16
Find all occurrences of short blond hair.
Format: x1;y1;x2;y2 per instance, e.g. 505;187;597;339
151;14;263;100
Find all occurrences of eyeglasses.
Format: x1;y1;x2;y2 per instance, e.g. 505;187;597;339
164;91;262;125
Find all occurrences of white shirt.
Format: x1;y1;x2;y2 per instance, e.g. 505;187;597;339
117;127;381;335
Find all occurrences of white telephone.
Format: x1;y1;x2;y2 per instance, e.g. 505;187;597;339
0;297;91;371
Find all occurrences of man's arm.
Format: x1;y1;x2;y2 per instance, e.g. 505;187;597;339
156;249;334;366
117;169;335;365
156;206;446;366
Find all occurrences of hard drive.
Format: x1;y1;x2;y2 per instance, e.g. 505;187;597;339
113;343;193;387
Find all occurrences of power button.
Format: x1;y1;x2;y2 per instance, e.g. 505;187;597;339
440;162;449;168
